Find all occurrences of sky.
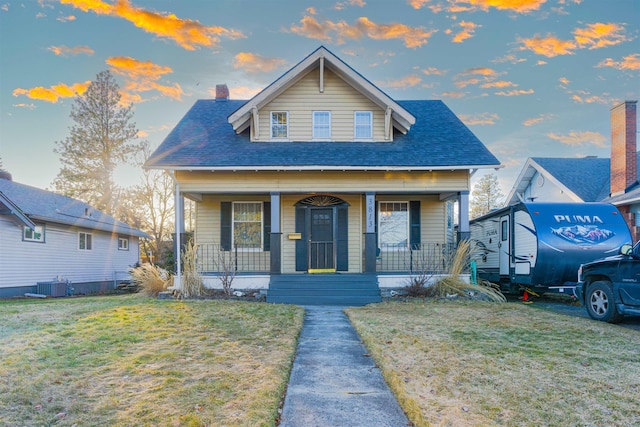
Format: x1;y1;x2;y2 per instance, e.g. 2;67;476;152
1;0;639;200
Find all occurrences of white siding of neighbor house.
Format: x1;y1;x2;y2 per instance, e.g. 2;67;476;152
255;68;387;142
521;171;578;203
0;216;140;290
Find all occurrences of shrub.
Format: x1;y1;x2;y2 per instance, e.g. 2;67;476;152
178;240;209;299
130;264;172;297
425;240;505;302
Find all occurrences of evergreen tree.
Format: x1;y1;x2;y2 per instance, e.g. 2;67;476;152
52;70;141;215
470;173;504;218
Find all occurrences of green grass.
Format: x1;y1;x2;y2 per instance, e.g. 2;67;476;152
0;294;304;426
346;299;640;427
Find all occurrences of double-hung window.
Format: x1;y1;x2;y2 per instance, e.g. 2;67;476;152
118;237;129;251
233;202;262;250
271;111;288;139
79;232;93;250
23;225;45;242
313;111;331;139
378;202;409;250
354;111;373;139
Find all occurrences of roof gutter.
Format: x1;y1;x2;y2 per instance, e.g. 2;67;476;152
145;164;504;172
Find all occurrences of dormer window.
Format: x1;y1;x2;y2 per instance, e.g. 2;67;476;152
271;111;288;139
354;111;372;139
313;111;331;140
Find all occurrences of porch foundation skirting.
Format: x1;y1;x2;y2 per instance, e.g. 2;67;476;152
196;273;470;291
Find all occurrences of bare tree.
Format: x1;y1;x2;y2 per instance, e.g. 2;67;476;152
470;173;504;218
118;142;175;267
52;70;142;215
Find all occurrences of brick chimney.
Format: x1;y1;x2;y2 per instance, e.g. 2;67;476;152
215;84;229;101
610;100;638;195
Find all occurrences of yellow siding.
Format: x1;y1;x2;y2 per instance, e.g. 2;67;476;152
256;68;386;142
177;170;470;193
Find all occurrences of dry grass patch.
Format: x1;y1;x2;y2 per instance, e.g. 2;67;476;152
346;300;640;427
0;295;303;426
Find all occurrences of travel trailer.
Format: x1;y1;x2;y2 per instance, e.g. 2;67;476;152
470;202;632;294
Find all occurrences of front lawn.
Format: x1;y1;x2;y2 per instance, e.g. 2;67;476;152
346;300;640;427
0;294;304;426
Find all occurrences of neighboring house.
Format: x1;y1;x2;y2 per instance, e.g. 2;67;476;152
505;100;639;241
0;172;148;298
145;46;501;304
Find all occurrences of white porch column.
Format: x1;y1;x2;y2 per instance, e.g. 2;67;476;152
458;191;470;243
174;176;185;279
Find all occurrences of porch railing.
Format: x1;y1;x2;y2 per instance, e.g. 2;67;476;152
196;243;270;273
376;243;458;274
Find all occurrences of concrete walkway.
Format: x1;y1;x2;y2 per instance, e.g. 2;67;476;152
279;306;410;427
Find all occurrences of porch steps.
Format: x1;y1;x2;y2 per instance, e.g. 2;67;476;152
266;274;381;306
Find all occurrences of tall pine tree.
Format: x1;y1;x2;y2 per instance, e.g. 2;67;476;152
470;173;504;218
52;70;141;215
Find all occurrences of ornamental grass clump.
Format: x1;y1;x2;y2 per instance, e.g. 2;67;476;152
428;239;505;302
179;240;208;299
130;264;172;297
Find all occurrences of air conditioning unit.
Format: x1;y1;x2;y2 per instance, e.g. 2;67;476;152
37;281;67;297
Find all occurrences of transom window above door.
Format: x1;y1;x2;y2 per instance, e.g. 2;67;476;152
271;111;288;139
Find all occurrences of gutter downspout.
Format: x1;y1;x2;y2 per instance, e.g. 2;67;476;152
168;171;182;283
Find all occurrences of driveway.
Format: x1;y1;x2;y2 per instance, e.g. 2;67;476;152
508;293;640;331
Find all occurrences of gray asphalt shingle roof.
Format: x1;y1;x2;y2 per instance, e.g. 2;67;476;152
532;157;611;202
145;99;500;169
0;177;148;237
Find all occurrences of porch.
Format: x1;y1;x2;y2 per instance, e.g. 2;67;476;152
195;242;457;275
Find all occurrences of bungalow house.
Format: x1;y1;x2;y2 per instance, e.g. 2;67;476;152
506;100;639;241
145;46;501;305
0;171;148;298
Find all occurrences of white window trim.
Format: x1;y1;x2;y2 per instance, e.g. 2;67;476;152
79;232;93;251
378;201;409;251
354;111;373;140
118;237;129;251
270;111;289;140
232;201;263;251
23;224;45;243
312;111;331;140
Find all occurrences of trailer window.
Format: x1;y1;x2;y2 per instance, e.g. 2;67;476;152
501;220;508;241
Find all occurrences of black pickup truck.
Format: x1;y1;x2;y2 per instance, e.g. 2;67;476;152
576;243;640;322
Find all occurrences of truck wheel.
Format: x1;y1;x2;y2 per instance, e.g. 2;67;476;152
585;281;623;323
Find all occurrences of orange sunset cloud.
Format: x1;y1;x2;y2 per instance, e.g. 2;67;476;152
378;74;423;89
547;131;607;148
60;0;245;50
107;56;184;101
459;112;499;125
597;53;640;71
12;82;90;103
289;15;435;48
520;22;629;57
233;53;288;74
48;45;94;56
452;21;479;43
409;0;547;13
